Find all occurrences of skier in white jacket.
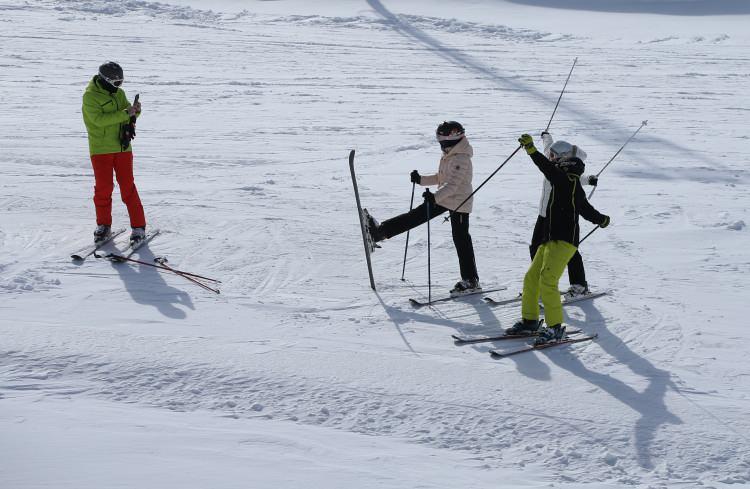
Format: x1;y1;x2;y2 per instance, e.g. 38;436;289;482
364;121;480;296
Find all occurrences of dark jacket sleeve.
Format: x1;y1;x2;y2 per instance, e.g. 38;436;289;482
529;151;565;184
575;183;605;225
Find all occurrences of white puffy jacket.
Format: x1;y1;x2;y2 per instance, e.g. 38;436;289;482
420;137;474;213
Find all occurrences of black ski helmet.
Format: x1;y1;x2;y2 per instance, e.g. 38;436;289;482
98;61;124;88
436;121;465;151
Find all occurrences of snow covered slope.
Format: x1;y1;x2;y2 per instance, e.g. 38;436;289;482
1;1;749;487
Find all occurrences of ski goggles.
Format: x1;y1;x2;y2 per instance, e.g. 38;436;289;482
99;73;124;87
436;132;464;142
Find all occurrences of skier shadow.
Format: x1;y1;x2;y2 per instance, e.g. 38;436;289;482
106;246;194;319
550;301;682;470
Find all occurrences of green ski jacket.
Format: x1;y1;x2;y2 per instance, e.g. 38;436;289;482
82;76;136;155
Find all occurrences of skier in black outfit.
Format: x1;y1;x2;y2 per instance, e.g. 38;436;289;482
363;121;480;296
507;134;610;345
531;131;599;298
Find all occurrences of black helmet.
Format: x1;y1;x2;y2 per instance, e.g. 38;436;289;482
436;121;465;151
98;61;124;88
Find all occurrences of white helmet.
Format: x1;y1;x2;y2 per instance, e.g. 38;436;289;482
549;140;587;161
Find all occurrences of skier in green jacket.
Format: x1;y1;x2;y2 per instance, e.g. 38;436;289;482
82;61;146;246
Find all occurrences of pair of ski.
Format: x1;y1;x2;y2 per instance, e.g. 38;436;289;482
453;328;598;358
70;228;160;262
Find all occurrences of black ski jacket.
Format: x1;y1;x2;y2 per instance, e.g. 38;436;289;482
529;151;606;246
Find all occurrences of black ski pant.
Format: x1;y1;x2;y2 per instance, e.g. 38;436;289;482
529;215;587;288
378;201;478;281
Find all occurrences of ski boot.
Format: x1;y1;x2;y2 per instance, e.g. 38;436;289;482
93;224;111;244
362;209;382;252
129;226;146;248
505;318;543;335
533;324;566;346
449;278;481;297
562;284;589;300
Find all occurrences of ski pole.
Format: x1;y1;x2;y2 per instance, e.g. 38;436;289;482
588;120;648;199
426;191;432;305
545;57;578;132
155;257;220;294
578;225;600;246
444;144;523;222
400;182;416;281
98;253;221;283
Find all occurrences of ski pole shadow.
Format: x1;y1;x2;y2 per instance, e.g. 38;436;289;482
504;0;750;15
365;0;723;170
106;246;195;320
375;285;505;353
554;300;683;470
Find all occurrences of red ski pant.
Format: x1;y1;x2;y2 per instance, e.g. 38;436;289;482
90;152;146;228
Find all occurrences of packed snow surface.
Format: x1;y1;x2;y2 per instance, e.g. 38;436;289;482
1;0;749;488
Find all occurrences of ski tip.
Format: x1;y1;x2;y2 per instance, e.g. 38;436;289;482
489;350;504;358
71;255;83;261
408;298;425;308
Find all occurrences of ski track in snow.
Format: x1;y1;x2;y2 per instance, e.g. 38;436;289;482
2;1;750;487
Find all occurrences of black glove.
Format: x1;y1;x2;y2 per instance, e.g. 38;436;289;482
599;215;610;228
410;170;421;184
588;175;598;186
422;189;435;205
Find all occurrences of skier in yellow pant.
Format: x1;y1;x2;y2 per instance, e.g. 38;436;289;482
507;134;610;345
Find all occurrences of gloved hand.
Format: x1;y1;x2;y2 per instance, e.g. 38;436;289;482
599;215;610;228
588;175;598;186
422;189;435;205
126;105;138;117
133;100;141;114
518;134;536;154
410;170;421;184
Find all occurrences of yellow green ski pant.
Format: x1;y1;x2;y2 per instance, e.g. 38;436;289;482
521;240;578;326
